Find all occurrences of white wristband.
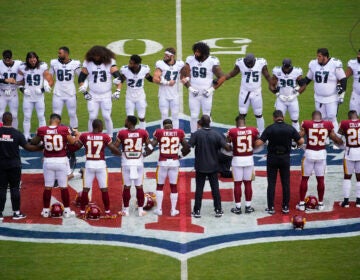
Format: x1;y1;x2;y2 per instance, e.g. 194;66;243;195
147;143;154;151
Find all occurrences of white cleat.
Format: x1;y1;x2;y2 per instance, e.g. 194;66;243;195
119;209;129;217
171;209;180;217
153;209;163;216
63;210;75;218
138;210;147;217
41;209;50;218
317;203;324;211
296;203;305;211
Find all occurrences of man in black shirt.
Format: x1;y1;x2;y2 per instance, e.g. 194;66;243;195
0;112;41;220
255;110;304;214
188;115;231;218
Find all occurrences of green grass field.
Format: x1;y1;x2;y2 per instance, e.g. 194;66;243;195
1;0;360;279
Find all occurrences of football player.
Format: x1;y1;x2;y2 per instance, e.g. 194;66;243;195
153;48;184;129
78;46;122;138
73;119;121;218
180;42;225;133
269;59;306;132
303;48;347;134
114;116;153;217
31;113;80;218
219;53;272;135
50;47;81;130
345;49;360;114
297;111;343;211
17;52;54;141
227;115;259;214
0;50;22;129
117;55;153;130
151;119;190;216
338;110;360;208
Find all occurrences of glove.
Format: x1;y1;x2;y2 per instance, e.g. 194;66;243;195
338;92;345;104
112;89;121;100
292;85;300;94
43;80;52;93
189;86;199;97
278;95;288;102
336;84;344;95
23;88;31;96
202;86;215;98
275;92;280;97
83;91;92;101
35;88;43;95
113;77;122;85
78;84;87;94
287;92;299;102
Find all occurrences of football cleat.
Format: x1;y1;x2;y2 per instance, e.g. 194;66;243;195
103;211;117;219
231;207;242;215
153;209;163;216
85;204;101;220
245;206;255;214
192;210;201;218
291;215;306;229
138;209;147;217
63;209;75;218
171;209;179;217
50;202;64;217
265;207;275;215
305;195;318;210
13;212;26;220
282;205;290;214
296;202;305;211
215;209;224;218
339;200;350;208
317;202;324;211
119;208;129;217
41;209;50;218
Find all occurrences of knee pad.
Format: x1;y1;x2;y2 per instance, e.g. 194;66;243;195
239;113;247;118
139;117;145;122
255;114;263;118
291;119;298;123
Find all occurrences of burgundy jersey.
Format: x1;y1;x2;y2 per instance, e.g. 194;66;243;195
153;128;185;161
227;126;259;156
36;125;71;157
79;132;112;161
117;128;149;159
301;120;334;151
339;119;360;148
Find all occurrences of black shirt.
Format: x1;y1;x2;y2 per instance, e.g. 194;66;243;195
260;121;301;155
0;126;27;168
188;127;227;173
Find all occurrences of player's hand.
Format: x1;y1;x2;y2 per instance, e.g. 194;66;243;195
78;84;87;94
112;89;121;100
202;86;215;98
113;77;122;85
336;84;344;95
338;92;345;104
292;85;300;95
43;80;52;93
5;77;16;84
278;95;288;102
83;91;92;101
189;86;199;97
181;77;190;84
35;88;43;95
287;92;299;102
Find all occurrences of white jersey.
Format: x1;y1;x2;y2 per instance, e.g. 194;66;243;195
0;60;22;91
121;64;150;101
306;58;346;103
156;60;184;99
18;62;48;101
347;59;360;94
236;57;267;92
82;58;116;94
272;66;303;96
50;59;81;96
186;55;219;91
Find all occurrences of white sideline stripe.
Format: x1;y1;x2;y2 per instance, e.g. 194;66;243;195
181;259;188;280
176;0;184;114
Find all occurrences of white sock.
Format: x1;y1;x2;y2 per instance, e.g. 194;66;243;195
156;190;163;211
190;117;198;133
245;201;251;207
292;121;300;132
343;179;351;198
235;202;241;208
256;117;265;135
170;193;178;211
139;121;146;130
138;206;144;212
356;181;360;198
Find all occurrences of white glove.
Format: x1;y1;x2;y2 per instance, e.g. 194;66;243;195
202;86;215;98
292;85;300;94
275;92;280;97
4;89;11;96
113;77;122;85
287;92;299;102
23;88;31;96
160;76;170;85
43;80;51;93
278;95;288;102
78;84;87;93
189;86;199;97
35;88;43;95
338;92;345;104
83;91;92;101
112;89;121;100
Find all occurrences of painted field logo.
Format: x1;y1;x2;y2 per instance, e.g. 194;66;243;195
201;37;252;55
107;39;163;56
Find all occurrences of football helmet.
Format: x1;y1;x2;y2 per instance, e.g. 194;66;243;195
305;195;318;210
50;202;64;217
291;215;306;229
85;204;101;220
143;193;155;210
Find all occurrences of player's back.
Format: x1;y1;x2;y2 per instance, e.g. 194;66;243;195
340;119;360;148
302;120;333;151
37;125;70;158
80;132;111;161
117;128;148;165
154;128;185;161
228;126;258;156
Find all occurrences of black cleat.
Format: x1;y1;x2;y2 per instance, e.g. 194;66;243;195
340;200;349;208
265;207;275;215
231;207;242;215
191;210;201;218
13;212;26;220
215;209;224;218
282;205;289;214
245;206;255;214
